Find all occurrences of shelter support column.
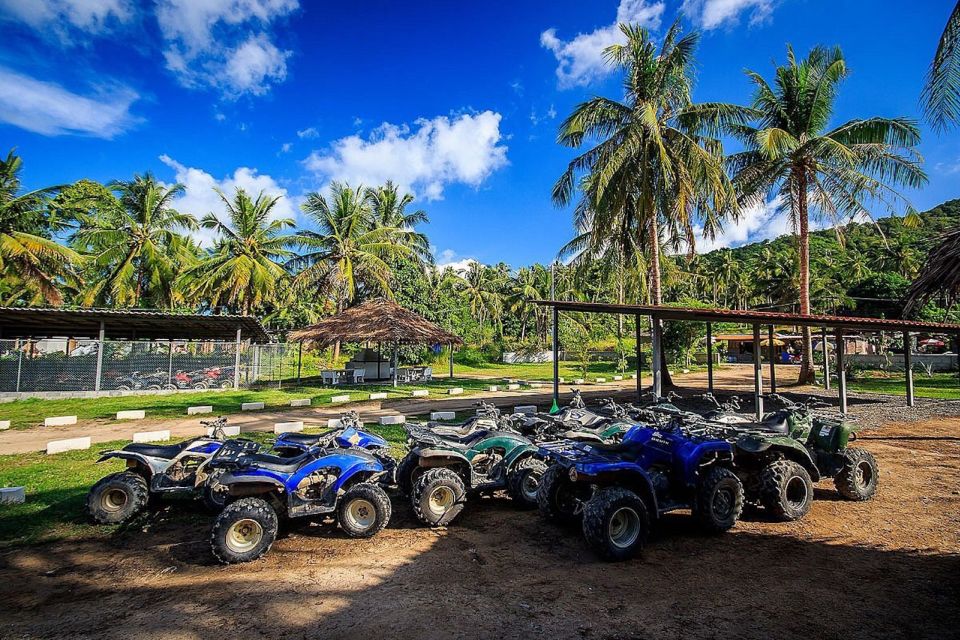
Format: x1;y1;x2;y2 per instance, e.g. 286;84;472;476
651;315;663;398
449;343;454;379
296;341;303;383
904;330;914;407
233;327;242;390
552;306;560;410
635;314;643;402
822;326;830;390
836;330;847;414
768;325;777;393
752;323;763;420
706;322;714;394
392;341;398;388
94;321;105;392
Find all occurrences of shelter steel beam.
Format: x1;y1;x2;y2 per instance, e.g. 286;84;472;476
552;306;560;410
822;326;830;390
768;325;777;393
752;323;763;420
94;321;105;392
904;330;914;407
635;314;642;403
706;322;714;394
651;315;663;399
233;327;242;390
836;330;847;414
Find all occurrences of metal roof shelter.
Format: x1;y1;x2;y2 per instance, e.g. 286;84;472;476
0;307;271;342
535;300;960;418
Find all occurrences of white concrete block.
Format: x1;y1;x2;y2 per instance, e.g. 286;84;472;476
188;405;213;415
331;394;350;403
682;368;690;374
447;387;464;395
630;374;638;379
573;378;585;385
612;376;623;381
241;402;264;411
430;411;456;421
132;430;170;443
44;415;77;427
274;421;304;434
528;382;545;389
369;392;388;400
507;384;520;391
0;487;25;504
595;378;607;383
0;420;9;430
411;390;429;397
379;415;406;425
326;418;344;428
514;405;538;415
290;398;311;407
507;379;518;384
46;436;91;454
116;410;145;420
207;426;240;437
558;377;565;384
487;385;499;392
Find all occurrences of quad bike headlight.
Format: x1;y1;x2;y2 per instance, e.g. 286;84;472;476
568;467;578;482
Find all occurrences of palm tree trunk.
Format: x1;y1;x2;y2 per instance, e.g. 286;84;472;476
796;170;816;385
647;213;673;387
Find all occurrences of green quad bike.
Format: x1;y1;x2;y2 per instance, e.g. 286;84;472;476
397;423;546;526
690;393;879;521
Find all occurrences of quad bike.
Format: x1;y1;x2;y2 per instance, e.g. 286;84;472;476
206;443;393;564
537;422;743;561
86;418;260;523
398;422;546;526
272;412;390;457
512;392;630;444
415;401;510;439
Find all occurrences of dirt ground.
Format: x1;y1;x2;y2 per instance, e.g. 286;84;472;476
1;415;958;640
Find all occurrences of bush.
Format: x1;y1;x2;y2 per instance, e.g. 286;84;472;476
453;345;499;367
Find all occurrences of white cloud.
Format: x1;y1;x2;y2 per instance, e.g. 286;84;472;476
0;0;134;41
681;0;775;30
304;111;509;201
435;249;477;273
279;142;292;153
0;66;139;137
540;0;664;88
160;154;298;247
156;0;298;97
686;198;791;254
296;126;319;139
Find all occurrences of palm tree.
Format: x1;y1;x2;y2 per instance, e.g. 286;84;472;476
0;149;81;305
730;45;926;383
74;174;196;308
179;188;295;315
457;262;503;344
923;2;960;131
553;21;744;305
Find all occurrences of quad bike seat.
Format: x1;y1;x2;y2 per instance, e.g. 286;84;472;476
277;432;326;446
241;450;313;473
733;410;791;435
124;440;194;459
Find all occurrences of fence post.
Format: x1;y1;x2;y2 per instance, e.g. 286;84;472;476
233;328;242;390
15;339;24;393
167;339;174;387
94;321;105;392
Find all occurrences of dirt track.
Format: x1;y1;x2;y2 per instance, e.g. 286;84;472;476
1;415;958;640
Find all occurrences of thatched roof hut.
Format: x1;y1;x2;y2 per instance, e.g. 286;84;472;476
289;299;462;347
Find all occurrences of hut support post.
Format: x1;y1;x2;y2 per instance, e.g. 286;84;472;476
15;339;24;393
449;343;454;379
552;305;560;411
706;322;714;394
233;328;242;390
635;314;642;403
753;323;764;420
822;326;830;390
904;330;914;407
392;341;398;388
651;315;663;399
768;325;777;393
94;321;105;392
836;330;847;414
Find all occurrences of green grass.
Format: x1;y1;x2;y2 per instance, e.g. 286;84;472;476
0;377;506;429
848;372;960;399
0;422;412;548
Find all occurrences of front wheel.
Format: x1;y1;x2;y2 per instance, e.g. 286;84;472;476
411;468;466;526
695;466;744;532
210;497;278;564
506;457;547;508
537;464;585;524
759;460;813;522
87;472;149;524
835;448;878;501
338;483;392;538
581;487;650;562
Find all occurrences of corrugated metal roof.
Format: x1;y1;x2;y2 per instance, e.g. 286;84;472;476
533;300;960;334
0;307;271;342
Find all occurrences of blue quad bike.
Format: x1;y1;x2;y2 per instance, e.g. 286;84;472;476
206;440;395;564
86;418;261;524
537;421;744;561
272;411;389;457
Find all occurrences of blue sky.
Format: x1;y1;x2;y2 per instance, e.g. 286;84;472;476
1;0;957;267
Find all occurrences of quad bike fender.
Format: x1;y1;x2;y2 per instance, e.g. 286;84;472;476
574;466;660;518
416;448;471;467
679;441;735;486
95;451;162;477
502;443;540;469
737;436;820;481
329;459;388;494
220;471;285;497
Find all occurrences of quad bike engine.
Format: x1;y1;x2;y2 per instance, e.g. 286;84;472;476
471;451;504;479
295;469;338;500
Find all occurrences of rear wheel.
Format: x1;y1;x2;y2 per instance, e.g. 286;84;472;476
695;466;744;532
759;460;813;521
338;483;392;538
506;457;547;508
210;497;278;564
87;472;149;524
581;487;649;562
411;468;466;526
835;448;878;501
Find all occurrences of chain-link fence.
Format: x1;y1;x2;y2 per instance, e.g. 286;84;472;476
0;339;297;395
